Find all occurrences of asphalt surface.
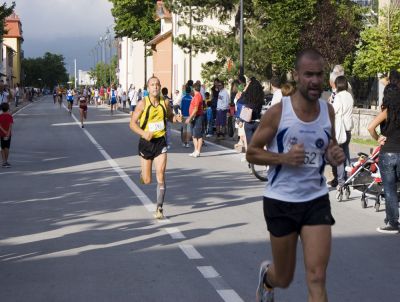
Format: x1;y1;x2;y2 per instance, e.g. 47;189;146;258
0;96;398;302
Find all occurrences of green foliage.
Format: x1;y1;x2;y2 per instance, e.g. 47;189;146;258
109;0;160;43
0;1;15;41
166;0;363;83
353;5;400;78
89;55;119;87
22;52;68;88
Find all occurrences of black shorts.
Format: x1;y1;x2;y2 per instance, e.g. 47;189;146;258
263;194;335;237
191;115;203;138
138;136;167;160
1;136;11;149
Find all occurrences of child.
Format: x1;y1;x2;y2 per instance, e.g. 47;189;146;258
205;100;213;137
0;103;13;167
121;91;127;109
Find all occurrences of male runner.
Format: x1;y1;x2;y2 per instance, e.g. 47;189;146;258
66;88;74;114
130;76;181;219
246;49;345;302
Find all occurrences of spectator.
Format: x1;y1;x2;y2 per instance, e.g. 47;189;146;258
186;82;204;157
242;77;264;145
0;103;13;168
216;80;230;138
180;85;193;148
14;83;20;107
368;83;400;233
162;87;173;149
269;77;282;106
0;82;10;104
333;75;354;189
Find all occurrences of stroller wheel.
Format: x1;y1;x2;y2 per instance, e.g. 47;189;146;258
336;190;343;202
345;186;351;199
361;197;368;209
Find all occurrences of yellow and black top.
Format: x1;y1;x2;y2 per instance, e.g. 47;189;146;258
139;96;167;139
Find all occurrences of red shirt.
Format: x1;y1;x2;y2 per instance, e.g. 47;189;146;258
189;91;203;117
0;113;13;137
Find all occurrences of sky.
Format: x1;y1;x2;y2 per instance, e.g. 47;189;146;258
7;0;115;74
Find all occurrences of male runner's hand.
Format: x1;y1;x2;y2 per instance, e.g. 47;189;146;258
286;144;305;166
142;131;153;142
326;141;345;166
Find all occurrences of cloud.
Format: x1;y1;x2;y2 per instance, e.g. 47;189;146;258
7;0;115;70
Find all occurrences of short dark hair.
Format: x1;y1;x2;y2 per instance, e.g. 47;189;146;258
205;92;210;98
161;87;168;95
1;102;9;112
389;69;400;85
193;82;201;92
185;85;192;94
335;76;348;92
295;48;324;71
270;77;281;88
238;75;246;84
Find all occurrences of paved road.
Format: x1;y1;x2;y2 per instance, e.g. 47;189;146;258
0;96;397;302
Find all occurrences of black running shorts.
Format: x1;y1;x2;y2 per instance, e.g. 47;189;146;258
0;136;11;149
263;194;335;237
138;136;167;160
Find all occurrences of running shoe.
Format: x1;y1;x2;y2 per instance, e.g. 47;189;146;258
376;224;399;234
189;151;200;158
206;134;213;138
154;207;164;219
256;261;274;302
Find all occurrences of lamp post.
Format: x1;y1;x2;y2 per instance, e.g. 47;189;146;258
239;0;244;78
106;28;112;88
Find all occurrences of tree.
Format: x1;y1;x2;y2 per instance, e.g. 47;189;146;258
165;0;364;82
0;1;15;41
353;4;400;78
89;55;118;87
22;52;68;88
108;0;160;42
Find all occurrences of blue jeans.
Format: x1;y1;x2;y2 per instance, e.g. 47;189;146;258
378;152;400;227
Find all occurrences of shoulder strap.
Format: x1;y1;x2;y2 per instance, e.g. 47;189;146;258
140;97;152;130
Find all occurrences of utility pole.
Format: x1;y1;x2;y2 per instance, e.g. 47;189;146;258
239;0;244;78
189;5;192;80
74;59;77;89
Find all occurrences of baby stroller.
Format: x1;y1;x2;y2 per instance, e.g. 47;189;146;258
336;146;384;211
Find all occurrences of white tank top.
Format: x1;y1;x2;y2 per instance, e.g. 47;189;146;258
264;97;331;202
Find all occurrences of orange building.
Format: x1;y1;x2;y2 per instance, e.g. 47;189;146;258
4;12;23;86
146;1;173;95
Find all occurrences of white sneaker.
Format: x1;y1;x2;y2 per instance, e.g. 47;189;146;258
206;134;213;138
189;151;200;158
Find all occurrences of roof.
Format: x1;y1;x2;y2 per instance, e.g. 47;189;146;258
146;30;172;46
4;12;23;39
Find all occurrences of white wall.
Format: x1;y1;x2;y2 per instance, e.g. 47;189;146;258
118;37;153;92
171;13;232;92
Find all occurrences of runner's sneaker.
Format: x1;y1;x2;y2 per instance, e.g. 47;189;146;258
376;224;399;234
154;207;164;219
256;261;274;302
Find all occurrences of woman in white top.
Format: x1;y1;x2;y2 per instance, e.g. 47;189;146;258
333;75;354;187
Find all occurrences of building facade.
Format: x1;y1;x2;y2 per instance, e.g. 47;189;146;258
3;12;23;86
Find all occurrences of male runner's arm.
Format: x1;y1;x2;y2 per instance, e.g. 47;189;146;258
246;103;306;167
325;103;346;166
130;100;153;141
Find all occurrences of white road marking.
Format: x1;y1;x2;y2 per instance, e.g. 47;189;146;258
217;290;244;302
197;266;220;278
179;244;203;259
165;227;186;239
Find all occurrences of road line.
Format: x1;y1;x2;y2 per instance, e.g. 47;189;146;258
179;244;203;259
216;290;244;302
197;266;220;278
165;227;186;239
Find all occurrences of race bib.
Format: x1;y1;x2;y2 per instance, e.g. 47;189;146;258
148;121;164;132
303;148;322;168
